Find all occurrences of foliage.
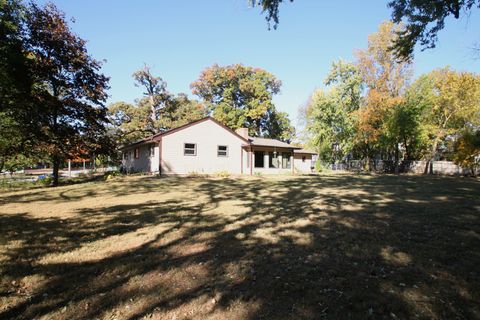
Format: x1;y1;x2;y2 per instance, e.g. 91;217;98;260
453;129;480;175
304;89;348;162
19;2;111;186
300;21;478;173
262;109;295;142
388;0;480;60
215;171;231;178
248;0;293;29
108;93;207;145
354;22;413;167
132;64;170;125
191;63;293;140
1;153;35;173
411;68;480;164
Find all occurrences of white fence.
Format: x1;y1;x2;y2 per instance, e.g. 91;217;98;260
329;160;477;175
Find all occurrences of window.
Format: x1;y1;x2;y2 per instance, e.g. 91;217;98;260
134;148;139;159
302;156;306;162
254;151;264;168
217;145;228;157
184;143;196;156
282;152;291;169
269;152;279;168
149;145;155;157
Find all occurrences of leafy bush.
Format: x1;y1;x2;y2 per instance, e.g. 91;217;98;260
215;171;230;178
37;174;53;186
103;171;121;181
187;171;201;177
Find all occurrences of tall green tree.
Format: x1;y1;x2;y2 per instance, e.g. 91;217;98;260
302;60;361;162
191;63;291;139
0;0;38;167
26;2;110;185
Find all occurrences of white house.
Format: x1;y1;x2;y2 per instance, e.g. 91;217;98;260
120;117;317;175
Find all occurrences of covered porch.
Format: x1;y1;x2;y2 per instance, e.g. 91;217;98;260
243;145;298;174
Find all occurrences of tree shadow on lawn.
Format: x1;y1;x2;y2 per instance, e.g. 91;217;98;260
0;174;479;319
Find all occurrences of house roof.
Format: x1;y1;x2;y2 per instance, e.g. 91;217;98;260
120;117;249;150
248;137;302;149
120;116;302;151
294;149;317;155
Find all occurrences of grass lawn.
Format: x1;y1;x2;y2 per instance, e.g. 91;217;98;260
0;174;479;319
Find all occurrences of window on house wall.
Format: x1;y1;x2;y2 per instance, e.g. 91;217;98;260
217;145;228;157
254;151;264;168
149;145;155;157
302;156;306;162
269;152;279;168
282;152;291;169
134;148;139;159
184;143;196;156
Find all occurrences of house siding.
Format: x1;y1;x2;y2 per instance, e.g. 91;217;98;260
294;154;314;173
122;143;159;173
160;119;244;174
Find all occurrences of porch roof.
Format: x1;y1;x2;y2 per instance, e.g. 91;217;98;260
247;137;302;149
294;149;317;155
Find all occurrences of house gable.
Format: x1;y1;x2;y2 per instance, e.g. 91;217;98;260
152;117;250;144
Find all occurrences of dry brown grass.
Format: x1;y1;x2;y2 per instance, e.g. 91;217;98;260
0;173;479;319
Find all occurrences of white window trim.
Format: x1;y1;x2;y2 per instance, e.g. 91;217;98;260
184;143;197;156
217;145;228;157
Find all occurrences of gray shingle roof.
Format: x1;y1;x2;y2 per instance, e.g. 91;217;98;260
248;137;301;149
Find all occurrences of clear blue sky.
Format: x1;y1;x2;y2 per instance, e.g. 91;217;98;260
40;0;479;127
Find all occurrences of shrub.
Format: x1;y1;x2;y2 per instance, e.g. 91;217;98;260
37;174;53;186
215;171;230;178
187;171;201;177
103;171;121;181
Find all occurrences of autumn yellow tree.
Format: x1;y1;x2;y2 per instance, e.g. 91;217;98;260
354;21;412;170
409;68;480;172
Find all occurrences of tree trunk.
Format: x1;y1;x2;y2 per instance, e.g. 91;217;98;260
424;137;440;175
150;95;156;123
394;142;400;174
52;154;60;187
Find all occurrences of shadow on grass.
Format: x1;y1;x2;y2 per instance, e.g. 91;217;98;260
0;174;479;319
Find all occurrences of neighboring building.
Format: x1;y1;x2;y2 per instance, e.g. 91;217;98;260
120;117;317;175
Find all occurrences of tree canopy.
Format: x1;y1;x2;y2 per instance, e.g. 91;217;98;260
191;63;294;141
0;0;114;185
301;20;480;173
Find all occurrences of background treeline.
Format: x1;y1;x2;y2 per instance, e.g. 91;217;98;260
110;63;295;146
300;22;480;174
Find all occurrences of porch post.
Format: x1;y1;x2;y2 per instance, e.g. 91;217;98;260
264;152;268;169
68;159;71;177
240;147;243;174
250;147;253;175
291;149;294;174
